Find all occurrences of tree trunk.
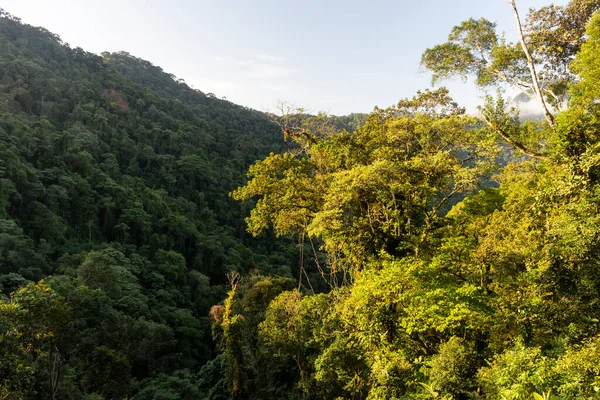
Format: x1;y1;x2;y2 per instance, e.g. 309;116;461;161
509;0;556;128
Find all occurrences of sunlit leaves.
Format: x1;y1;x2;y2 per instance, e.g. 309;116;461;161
234;89;498;273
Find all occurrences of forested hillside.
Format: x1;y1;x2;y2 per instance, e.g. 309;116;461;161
2;0;600;399
0;8;304;399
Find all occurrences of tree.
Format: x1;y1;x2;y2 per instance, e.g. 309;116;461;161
421;0;600;159
213;274;247;400
508;0;556;127
233;89;497;274
570;11;600;102
0;281;71;400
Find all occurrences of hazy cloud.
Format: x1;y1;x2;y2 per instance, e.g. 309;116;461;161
255;53;286;63
207;54;298;79
245;63;298;79
355;72;381;78
188;77;238;95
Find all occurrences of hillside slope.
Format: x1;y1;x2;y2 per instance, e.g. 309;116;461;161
0;9;298;399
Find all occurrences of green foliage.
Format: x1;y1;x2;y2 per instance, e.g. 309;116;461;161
2;1;600;399
571;13;600;101
422;1;600;109
133;370;202;400
477;346;558;399
425;337;477;398
227;3;600;399
0;8;297;399
0;281;70;399
422;18;501;86
234;88;498;273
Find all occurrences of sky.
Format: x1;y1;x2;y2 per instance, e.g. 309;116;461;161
2;0;567;115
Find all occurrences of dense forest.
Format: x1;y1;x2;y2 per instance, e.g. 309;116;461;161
0;7;305;399
2;0;600;399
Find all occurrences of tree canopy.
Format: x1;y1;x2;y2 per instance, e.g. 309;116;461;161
2;1;600;399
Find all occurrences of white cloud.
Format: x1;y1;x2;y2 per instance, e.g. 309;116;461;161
516;100;544;119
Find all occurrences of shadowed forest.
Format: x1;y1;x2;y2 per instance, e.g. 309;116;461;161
1;1;600;399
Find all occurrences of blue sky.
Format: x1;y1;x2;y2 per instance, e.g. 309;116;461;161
3;0;566;115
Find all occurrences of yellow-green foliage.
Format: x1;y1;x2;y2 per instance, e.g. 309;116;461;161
228;5;600;400
572;13;600;102
233;89;497;273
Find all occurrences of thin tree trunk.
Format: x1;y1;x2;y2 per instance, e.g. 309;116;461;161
509;0;556;128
